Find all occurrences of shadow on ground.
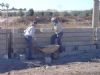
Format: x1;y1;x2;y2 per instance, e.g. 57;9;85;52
0;49;100;74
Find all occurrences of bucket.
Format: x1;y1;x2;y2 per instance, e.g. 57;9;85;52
19;54;25;60
44;56;52;64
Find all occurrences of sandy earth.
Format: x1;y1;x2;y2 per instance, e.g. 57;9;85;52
0;61;100;75
0;52;100;75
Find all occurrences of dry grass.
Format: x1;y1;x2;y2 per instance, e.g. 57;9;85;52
0;22;93;29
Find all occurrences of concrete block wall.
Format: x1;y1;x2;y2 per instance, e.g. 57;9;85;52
1;28;100;59
0;28;100;58
96;28;100;48
62;28;95;51
11;28;53;55
0;29;10;58
11;28;97;56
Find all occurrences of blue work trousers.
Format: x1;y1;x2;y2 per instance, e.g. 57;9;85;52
50;32;63;45
25;36;33;59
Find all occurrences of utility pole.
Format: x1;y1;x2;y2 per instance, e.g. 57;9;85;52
92;0;99;44
92;0;99;28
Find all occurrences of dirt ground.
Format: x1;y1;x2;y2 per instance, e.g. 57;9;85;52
0;60;100;75
0;50;100;75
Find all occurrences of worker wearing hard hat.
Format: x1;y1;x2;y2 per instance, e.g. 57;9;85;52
51;17;63;52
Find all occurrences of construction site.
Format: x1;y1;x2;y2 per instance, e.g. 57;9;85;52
0;0;100;75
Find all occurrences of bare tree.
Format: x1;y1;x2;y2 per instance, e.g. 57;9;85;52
1;3;5;10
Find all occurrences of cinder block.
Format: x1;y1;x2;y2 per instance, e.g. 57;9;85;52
39;28;53;32
63;32;92;37
65;46;75;51
63;28;93;33
13;48;26;54
78;45;96;51
12;44;26;49
62;41;93;46
62;37;92;42
59;50;81;58
11;29;24;33
0;39;7;44
0;34;7;39
95;45;100;49
0;29;8;33
36;33;53;38
0;49;8;59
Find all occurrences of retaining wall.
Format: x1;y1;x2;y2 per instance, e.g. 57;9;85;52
0;29;10;58
0;28;100;58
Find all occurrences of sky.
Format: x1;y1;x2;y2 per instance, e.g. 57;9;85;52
0;0;94;11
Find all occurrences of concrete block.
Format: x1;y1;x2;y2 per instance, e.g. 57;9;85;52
0;49;8;59
65;46;75;51
36;37;50;43
63;32;93;37
0;29;9;33
39;28;53;33
0;39;7;44
78;45;96;51
12;33;24;38
63;28;93;33
59;50;81;58
36;33;53;38
95;45;100;49
97;28;100;32
13;48;26;54
12;44;26;49
62;37;92;42
12;38;26;44
0;34;7;39
11;29;24;33
62;41;93;46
